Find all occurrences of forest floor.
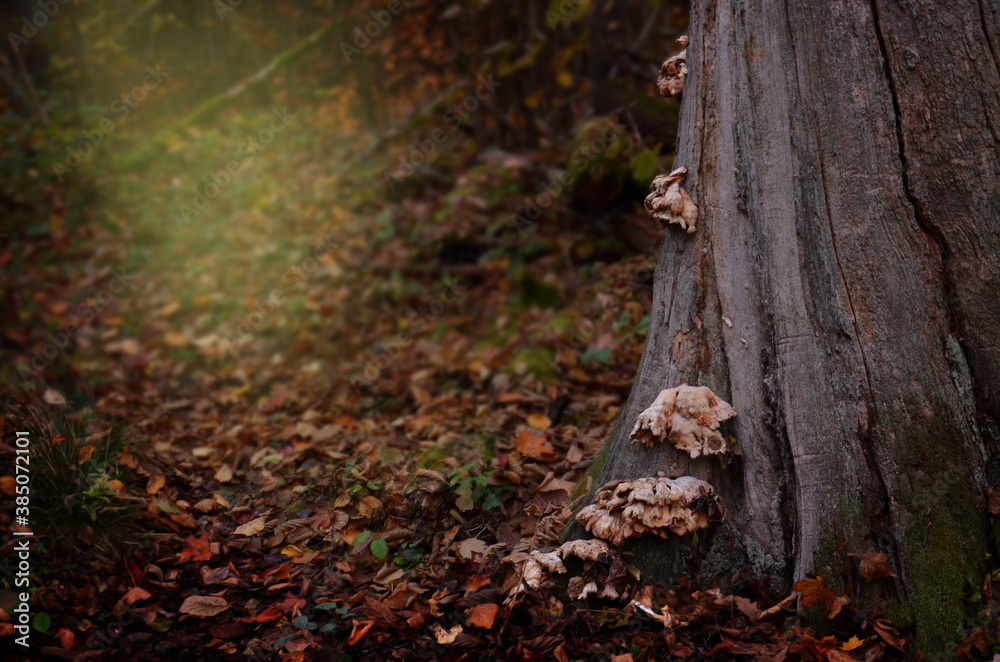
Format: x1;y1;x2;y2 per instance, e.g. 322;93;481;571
1;103;997;661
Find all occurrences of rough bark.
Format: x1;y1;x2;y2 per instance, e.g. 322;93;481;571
571;0;1000;648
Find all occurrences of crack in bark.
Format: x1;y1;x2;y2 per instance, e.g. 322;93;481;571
868;1;967;347
977;0;1000;82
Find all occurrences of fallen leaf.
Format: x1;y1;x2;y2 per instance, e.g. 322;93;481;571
850;552;895;582
123;587;152;605
43;388;67;405
792;576;837;611
611;655;634;662
77;445;95;464
514;429;557;461
243;606;283;623
179;595;229;617
56;627;74;650
826;594;851;618
347;619;374;646
457;538;488;561
842;636;864;651
874;619;906;651
433;623;463;644
0;476;15;496
146;474;166;495
183;535;213;562
234;516;267;537
164;331;188;347
214;465;234;483
468;603;499;629
527;413;552;429
466;575;491;592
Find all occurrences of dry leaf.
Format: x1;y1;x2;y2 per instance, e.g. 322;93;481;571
514;429;557;461
146;474;166;495
214;465;234;483
849;552;895;582
77;445;95;464
433;623;463;644
792;577;837;611
43;388;67;405
234;516;268;537
183;535;213;562
123;587;152;605
0;476;15;496
467;603;499;629
179;595;229;617
456;538;488;561
842;636;864;651
347;620;374;646
526;413;552;429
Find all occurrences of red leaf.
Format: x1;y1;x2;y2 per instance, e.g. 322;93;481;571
57;627;75;650
244;606;284;623
182;535;213;562
514;429;557;461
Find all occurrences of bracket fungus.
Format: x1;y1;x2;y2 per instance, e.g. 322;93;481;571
657;36;688;97
630;384;736;458
645;166;699;233
575;476;715;545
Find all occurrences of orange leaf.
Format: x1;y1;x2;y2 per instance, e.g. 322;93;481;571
849;552;896;582
123;586;152;605
182;535;213;562
433;623;463;644
146;474;166;495
347;619;374;646
526;413;552;429
77;445;95;464
468;603;499;629
514;429;557;461
792;576;837;611
244;606;284;623
0;476;15;496
842;636;864;651
466;575;491;592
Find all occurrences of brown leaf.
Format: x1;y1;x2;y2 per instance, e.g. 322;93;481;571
0;476;15;496
526;413;551;429
468;603;499;629
182;535;213;562
514;429;557;461
826;594;851;619
850;552;896;582
123;587;152;605
77;445;95;464
347;619;374;646
234;516;268;537
466;575;491;593
986;485;1000;516
873;619;906;651
792;576;837;611
179;595;229;617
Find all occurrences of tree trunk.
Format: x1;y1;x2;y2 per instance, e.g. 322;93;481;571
571;0;1000;648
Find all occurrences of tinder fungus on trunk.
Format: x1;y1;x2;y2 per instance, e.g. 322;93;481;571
645;167;699;233
657;36;688;97
575;476;715;545
630;384;736;458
